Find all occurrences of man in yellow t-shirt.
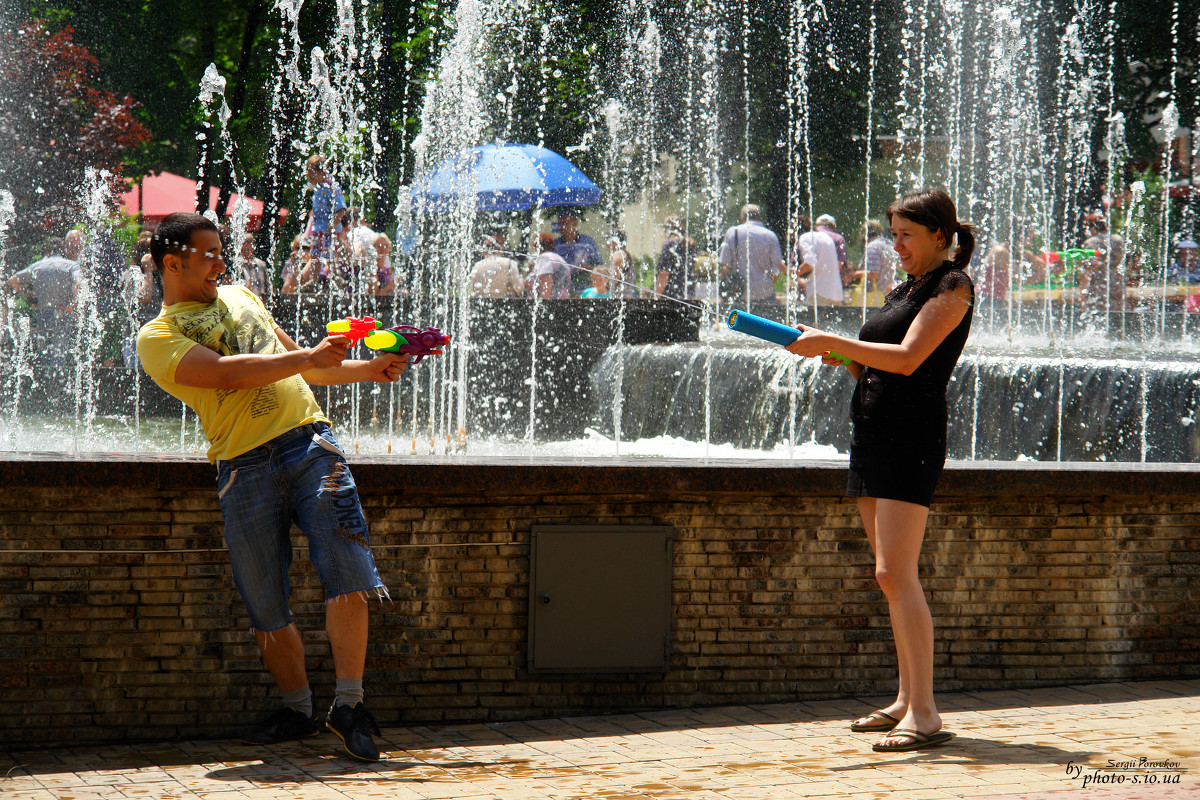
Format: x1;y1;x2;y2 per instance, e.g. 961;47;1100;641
137;212;407;762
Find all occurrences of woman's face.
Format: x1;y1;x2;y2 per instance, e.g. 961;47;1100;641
891;215;946;274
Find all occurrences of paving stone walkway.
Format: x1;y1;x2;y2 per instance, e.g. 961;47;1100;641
4;680;1199;800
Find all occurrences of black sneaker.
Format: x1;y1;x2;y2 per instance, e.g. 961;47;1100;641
239;707;321;745
326;702;382;762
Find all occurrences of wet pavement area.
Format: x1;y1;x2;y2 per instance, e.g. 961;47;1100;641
4;679;1198;800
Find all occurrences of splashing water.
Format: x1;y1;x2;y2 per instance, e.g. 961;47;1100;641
2;1;1198;463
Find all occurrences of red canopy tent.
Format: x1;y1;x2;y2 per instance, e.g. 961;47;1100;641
119;171;287;229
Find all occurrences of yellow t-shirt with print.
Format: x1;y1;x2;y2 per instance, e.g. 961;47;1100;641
137;285;328;463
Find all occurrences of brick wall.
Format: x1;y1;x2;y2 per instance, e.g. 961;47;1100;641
1;455;1197;746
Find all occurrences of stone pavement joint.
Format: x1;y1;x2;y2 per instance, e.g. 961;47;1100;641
3;680;1199;800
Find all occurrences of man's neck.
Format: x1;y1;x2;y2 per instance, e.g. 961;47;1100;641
162;285;218;306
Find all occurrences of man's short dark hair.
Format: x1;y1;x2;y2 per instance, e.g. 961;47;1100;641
151;212;219;270
42;236;66;257
1083;212;1108;234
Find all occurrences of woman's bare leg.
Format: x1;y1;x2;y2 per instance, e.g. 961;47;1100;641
864;497;941;743
857;498;909;723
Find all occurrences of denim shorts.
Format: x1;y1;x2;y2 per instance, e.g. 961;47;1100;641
215;423;385;632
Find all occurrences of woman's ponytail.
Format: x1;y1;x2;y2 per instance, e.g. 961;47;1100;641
953;220;976;271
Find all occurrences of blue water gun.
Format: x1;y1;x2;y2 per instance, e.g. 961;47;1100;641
727;308;851;366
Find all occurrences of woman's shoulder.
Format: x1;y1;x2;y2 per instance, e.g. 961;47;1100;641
936;262;973;288
928;263;974;301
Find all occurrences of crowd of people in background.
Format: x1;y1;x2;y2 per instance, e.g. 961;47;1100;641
466;205;900;307
977;211;1200;312
278;155;396;297
7;151;1200;373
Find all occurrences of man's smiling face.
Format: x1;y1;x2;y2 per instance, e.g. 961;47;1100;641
172;229;226;304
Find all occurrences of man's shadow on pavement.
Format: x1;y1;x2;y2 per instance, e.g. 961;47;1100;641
206;755;519;783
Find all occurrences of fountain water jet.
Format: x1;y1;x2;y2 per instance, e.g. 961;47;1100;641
0;1;1197;463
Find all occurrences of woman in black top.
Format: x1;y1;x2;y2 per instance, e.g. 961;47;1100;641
787;188;975;753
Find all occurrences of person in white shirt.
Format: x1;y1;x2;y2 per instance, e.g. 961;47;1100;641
794;214;843;304
238;235;273;301
532;233;572;299
346;208;377;252
468;235;524;298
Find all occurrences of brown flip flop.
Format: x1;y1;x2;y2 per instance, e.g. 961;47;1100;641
872;728;954;752
849;711;900;732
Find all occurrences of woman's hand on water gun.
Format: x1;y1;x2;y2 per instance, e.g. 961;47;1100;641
784;324;826;357
785;325;853;366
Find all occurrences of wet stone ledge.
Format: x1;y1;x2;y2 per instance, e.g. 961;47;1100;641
1;452;1199;496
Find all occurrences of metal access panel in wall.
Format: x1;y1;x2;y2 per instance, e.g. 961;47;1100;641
528;525;672;673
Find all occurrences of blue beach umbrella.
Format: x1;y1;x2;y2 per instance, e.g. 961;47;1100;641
411;143;601;212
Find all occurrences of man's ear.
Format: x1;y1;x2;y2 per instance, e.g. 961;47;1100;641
161;252;183;275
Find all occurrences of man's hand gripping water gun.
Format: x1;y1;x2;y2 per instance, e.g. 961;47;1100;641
327;316;450;364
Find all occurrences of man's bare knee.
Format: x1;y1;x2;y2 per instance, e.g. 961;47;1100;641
327;590;369;607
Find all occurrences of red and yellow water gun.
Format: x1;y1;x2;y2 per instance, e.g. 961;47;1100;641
326;316;382;343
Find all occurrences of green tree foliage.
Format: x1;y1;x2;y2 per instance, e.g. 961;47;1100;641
2;0;1192;262
0;19;150;262
21;1;284;201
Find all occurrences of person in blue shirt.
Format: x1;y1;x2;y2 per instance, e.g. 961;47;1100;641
580;267;612;299
304;155;347;263
7;236;82;365
555;211;603;296
1168;239;1199;283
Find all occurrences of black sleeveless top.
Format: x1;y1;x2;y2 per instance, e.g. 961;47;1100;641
850;262;974;456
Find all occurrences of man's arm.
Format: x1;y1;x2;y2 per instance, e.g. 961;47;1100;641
6;266;33;294
508;263;525;296
790;238;815;279
172;331;351;390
